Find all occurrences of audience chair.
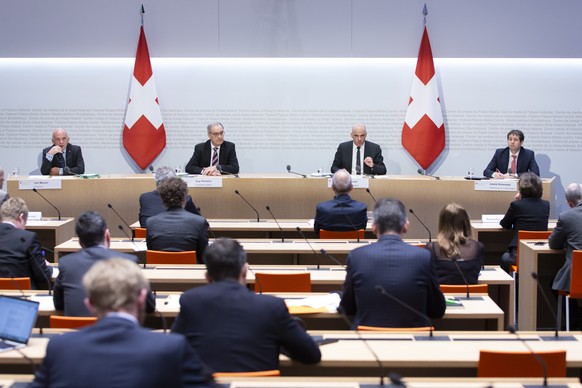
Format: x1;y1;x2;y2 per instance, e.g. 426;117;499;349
254;273;311;292
512;230;552;327
146;250;197;265
133;227;146;239
0;277;31;290
477;349;566;378
319;229;365;240
439;284;488;294
557;250;582;331
49;315;98;329
357;325;434;332
213;370;280;378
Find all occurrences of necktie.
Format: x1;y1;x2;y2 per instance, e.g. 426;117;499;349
61;151;66;168
355;147;361;174
211;147;219;166
511;155;517;174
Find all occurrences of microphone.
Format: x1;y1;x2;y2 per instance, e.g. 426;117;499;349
32;188;61;220
451;258;470;299
375;285;441;340
41;246;61;261
148;165;154;173
408;208;432;242
217;165;239;178
320;249;346;268
246;265;263;295
265;206;286;243
531;272;566;340
21;237;53;295
365;188;377;203
417;168;440;180
117;225;144;267
342;210;361;243
107;203;134;241
296;227;320;270
355;164;362;175
286;164;307;178
234;190;260;222
507;325;552;387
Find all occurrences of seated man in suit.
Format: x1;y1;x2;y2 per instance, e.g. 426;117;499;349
53;211;154;316
340;198;446;328
0;197;52;289
185;122;239;176
40;128;85;176
550;183;582;294
139;166;200;227
146;177;208;261
172;238;321;372
314;169;367;236
483;129;540;179
33;258;213;388
331;123;386;175
0;166;8;204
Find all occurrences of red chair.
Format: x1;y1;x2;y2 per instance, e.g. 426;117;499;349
254;273;311;292
320;229;365;240
0;277;31;290
557;250;582;331
146;250;197;265
478;349;566;378
50;315;98;329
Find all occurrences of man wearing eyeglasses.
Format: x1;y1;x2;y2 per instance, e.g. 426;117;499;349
185;122;240;176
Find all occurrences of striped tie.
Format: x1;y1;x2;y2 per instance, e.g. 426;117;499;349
511;155;517;175
211;147;218;166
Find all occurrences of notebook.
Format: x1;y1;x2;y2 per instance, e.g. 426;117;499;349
0;295;39;352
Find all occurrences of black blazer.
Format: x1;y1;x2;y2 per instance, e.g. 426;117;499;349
500;197;550;248
139;190;200;227
331;140;386;175
0;223;53;289
185;140;239;175
41;143;85;175
483;146;539;178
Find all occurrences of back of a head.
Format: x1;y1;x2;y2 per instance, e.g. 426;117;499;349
158;177;187;209
204;238;247;281
0;197;28;222
565;182;582;207
332;169;352;194
373;198;407;235
518;172;543;199
154;166;176;187
76;211;107;247
83;257;149;318
437;203;471;257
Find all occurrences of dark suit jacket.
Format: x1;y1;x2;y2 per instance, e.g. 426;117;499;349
146;208;209;262
313;193;367;236
53;246;154;316
331;140;386;175
41;143;85;175
0;223;53;289
499;197;550;249
139;190;200;227
185;140;239;175
483;146;539;178
172;280;321;372
549;204;582;292
32;316;213;388
340;234;446;328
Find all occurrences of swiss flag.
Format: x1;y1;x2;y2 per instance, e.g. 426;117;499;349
123;26;166;170
401;27;445;170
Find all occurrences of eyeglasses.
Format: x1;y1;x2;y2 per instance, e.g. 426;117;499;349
210;131;225;137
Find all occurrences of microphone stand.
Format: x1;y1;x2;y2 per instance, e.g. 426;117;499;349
234;190;260;222
32;188;61;220
451;258;471;299
408;208;432;242
107;203;133;241
296;227;320;270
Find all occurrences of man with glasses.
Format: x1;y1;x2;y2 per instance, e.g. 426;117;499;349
185;122;240;176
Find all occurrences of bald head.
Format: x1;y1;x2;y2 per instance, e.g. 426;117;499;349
332;169;352;194
350;123;367;147
565;183;582;208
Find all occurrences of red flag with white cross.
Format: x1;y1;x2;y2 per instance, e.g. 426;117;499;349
123;25;166;170
401;26;446;170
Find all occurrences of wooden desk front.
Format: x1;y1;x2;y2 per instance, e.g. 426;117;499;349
8;175;554;239
25;218;75;261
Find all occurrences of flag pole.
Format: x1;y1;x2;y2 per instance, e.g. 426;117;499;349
422;3;428;27
140;4;145;27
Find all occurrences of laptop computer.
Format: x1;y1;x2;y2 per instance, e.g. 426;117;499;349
0;295;39;352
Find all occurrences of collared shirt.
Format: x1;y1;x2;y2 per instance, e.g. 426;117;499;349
351;143;365;175
508;149;520;173
106;311;139;325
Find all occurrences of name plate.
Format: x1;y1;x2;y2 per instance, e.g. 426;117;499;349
185;177;223;188
482;214;504;223
328;176;370;189
474;180;517;192
18;179;62;190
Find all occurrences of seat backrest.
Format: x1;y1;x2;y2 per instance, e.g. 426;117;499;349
477;350;566;378
213;370;280;378
357;325;434;332
146;250;197;265
320;229;365;240
439;284;488;294
133;227;146;238
50;315;98;329
254;273;311;292
516;230;552;268
0;277;31;290
570;250;582;299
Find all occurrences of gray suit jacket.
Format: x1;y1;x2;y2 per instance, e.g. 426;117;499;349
549;204;582;292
